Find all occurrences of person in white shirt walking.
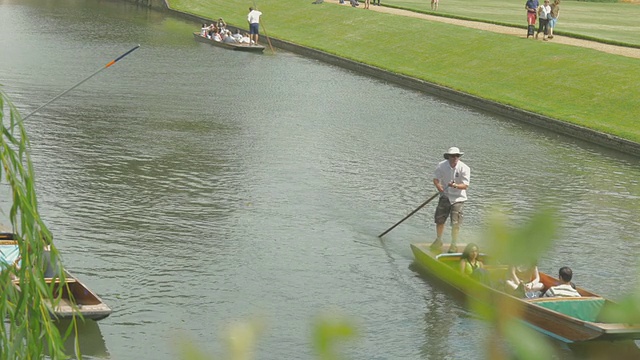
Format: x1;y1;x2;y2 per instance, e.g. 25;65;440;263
247;7;263;46
536;0;552;41
430;147;471;253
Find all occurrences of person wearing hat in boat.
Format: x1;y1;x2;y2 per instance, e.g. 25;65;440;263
430;146;471;253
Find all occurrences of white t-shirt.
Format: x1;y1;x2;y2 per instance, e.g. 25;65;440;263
248;10;262;24
543;284;581;297
433;159;470;203
538;5;551;19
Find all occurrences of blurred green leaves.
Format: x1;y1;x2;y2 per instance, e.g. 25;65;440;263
485;208;558;268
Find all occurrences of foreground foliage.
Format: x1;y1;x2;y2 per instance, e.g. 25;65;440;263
0;89;78;358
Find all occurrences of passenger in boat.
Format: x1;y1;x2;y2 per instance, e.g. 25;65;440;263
222;31;237;44
543;266;581;297
430;147;471;253
247;7;262;46
217;18;227;32
212;30;222;42
200;23;208;37
232;29;243;42
239;33;251;44
460;243;483;275
506;262;544;297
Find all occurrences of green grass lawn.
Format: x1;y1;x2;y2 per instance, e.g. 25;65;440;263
385;0;640;47
170;0;640;143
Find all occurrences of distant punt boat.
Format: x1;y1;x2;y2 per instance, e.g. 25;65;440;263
193;32;265;53
411;242;640;343
1;235;111;321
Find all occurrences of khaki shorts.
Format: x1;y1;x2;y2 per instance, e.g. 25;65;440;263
434;196;464;226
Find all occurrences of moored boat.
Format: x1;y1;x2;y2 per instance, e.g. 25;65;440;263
193;32;265;53
0;237;111;321
410;242;640;343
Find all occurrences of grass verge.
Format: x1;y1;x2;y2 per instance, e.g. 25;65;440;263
171;0;640;143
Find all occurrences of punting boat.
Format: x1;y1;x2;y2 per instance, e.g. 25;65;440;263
193;32;265;53
410;242;640;343
0;237;112;321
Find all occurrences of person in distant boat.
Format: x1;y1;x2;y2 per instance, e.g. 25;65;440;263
222;31;237;44
200;23;208;37
544;266;581;297
506;262;544;297
212;30;222;42
460;243;483;275
247;7;262;46
217;18;227;31
430;147;471;253
232;29;243;42
239;33;251;44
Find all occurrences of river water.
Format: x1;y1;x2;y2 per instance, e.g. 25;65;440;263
1;0;639;359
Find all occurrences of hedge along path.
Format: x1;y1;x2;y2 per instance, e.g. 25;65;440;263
330;0;640;59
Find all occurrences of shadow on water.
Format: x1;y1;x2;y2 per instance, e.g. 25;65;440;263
47;319;110;358
408;262;640;360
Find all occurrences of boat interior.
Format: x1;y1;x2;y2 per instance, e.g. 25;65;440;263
434;251;611;322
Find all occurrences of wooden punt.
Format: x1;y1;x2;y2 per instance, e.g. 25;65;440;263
0;238;112;321
193;32;265;53
410;242;640;343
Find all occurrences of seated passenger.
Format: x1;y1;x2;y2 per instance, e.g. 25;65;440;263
459;243;483;275
543;266;581;297
212;31;222;42
232;29;243;42
239;33;251;44
217;17;227;31
222;32;237;44
200;23;208;37
506;262;544;297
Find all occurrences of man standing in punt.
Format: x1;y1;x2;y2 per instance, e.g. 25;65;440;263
247;7;262;46
430;147;470;253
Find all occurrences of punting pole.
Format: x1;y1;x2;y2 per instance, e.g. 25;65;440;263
378;192;440;238
21;45;141;122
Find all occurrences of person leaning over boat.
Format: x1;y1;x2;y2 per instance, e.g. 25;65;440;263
247;7;262;46
430;147;471;253
543;266;581;297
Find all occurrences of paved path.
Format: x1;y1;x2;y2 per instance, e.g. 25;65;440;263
330;1;640;59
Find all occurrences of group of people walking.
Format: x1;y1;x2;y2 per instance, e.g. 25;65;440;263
526;0;561;41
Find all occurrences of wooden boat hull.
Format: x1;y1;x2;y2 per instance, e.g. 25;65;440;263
410;242;640;342
1;239;111;321
46;270;112;321
193;32;265;53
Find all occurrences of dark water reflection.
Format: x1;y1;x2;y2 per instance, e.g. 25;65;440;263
1;0;640;359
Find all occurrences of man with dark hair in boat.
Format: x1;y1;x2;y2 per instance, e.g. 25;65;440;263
544;266;581;298
247;7;262;46
430;147;471;253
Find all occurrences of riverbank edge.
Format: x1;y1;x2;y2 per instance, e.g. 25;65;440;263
153;0;640;157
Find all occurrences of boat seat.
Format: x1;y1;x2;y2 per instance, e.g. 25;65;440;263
531;297;606;322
